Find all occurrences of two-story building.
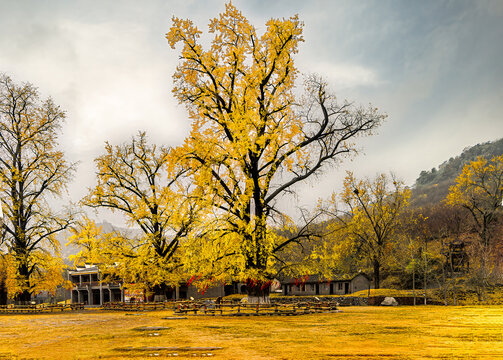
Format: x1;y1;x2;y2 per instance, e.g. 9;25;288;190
68;265;249;304
68;265;123;306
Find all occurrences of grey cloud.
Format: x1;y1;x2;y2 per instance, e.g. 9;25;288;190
0;0;502;220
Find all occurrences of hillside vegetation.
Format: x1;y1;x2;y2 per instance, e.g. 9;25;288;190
411;138;503;207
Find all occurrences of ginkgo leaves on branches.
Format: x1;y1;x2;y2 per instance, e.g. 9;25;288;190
167;3;385;294
0;74;76;302
71;133;201;294
317;172;410;289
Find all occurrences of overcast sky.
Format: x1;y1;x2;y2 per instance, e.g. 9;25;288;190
0;0;502;221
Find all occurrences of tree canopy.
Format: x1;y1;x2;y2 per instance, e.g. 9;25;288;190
447;155;503;299
447;155;503;245
320;172;410;289
167;3;385;298
71;132;200;296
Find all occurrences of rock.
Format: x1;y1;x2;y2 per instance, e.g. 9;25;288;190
381;297;398;306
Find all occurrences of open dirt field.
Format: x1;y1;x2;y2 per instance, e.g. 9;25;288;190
1;306;502;359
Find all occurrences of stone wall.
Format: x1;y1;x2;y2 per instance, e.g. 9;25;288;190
270;295;442;306
271;296;368;306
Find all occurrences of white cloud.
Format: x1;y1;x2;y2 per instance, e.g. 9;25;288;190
301;61;380;89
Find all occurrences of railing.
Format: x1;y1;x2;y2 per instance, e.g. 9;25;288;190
71;282;121;288
105;282;121;288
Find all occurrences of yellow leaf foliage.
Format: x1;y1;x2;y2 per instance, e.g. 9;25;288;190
77;133;202;291
167;3;384;287
315;172;410;285
447;155;503;221
0;74;75;301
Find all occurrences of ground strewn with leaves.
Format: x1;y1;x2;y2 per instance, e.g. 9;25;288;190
1;306;502;359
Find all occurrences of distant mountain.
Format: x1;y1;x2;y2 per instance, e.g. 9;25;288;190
411;138;503;208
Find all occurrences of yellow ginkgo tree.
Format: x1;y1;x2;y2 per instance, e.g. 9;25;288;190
72;132;201;298
320;172;410;289
167;3;385;301
447;155;503;300
0;74;75;302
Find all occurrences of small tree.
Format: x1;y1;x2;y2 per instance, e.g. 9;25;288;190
0;74;75;302
167;3;384;302
334;172;410;289
447;155;503;300
395;209;428;305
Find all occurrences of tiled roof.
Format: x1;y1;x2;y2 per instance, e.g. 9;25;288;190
280;273;368;284
68;266;99;274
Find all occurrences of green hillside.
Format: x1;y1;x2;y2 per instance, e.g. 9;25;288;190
411;138;503;207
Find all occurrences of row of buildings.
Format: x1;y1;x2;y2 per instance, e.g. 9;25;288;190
69;265;371;306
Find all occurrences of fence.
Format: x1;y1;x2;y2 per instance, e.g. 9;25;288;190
102;302;173;311
0;303;84;314
174;301;339;316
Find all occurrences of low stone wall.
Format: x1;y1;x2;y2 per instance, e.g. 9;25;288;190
271;296;442;306
271;296;368;306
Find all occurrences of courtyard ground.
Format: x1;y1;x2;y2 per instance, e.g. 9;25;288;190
0;306;502;359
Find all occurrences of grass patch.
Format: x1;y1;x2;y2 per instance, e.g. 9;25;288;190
351;288;420;297
0;306;502;359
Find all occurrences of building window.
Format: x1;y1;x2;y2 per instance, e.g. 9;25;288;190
338;283;343;290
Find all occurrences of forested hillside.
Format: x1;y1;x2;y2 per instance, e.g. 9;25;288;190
411;138;503;207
